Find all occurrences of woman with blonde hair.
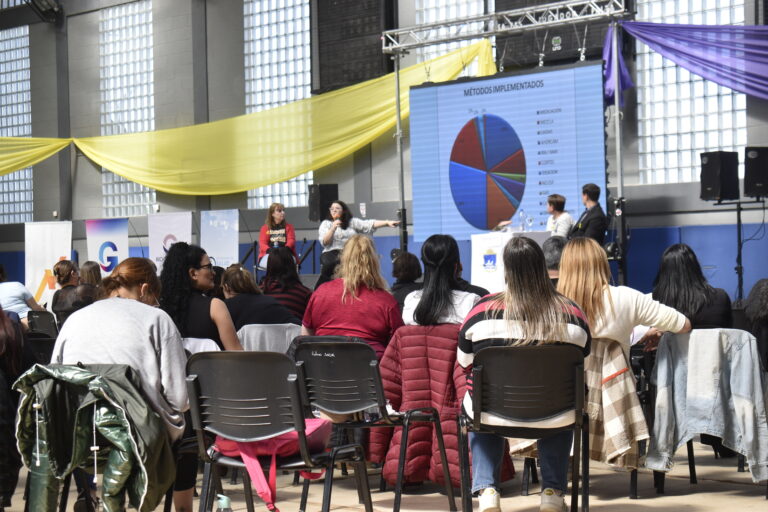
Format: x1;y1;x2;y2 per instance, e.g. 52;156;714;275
302;234;403;358
458;236;591;512
557;237;691;355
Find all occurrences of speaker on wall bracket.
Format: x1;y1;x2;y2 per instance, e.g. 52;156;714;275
700;151;739;202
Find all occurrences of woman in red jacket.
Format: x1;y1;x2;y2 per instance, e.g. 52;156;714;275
258;202;297;262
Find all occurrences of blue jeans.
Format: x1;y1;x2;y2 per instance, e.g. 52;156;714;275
470;430;573;494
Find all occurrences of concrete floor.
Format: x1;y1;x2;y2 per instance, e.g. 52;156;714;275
5;441;767;511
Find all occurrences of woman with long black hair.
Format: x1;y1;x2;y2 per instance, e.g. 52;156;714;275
261;246;313;319
652;243;732;329
159;242;242;352
402;234;479;326
652;243;734;457
316;200;399;289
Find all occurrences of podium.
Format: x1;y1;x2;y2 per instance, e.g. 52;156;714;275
470;231;552;293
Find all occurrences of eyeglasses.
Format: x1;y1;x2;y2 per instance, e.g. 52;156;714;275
197;263;213;271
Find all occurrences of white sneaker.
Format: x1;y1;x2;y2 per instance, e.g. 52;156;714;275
478;487;501;512
540;488;566;512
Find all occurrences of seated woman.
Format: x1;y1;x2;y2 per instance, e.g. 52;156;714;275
159;242;242;352
222;264;299;330
652;244;734;458
260;246;313;319
302;234;403;359
316;200;399;289
745;278;768;369
52;258;188;440
0;306;25;510
52;258;190;511
259;202;297;262
652;243;732;329
557;237;691;357
402;234;479;325
51;260;97;326
458;236;591;512
78;261;102;287
0;264;44;328
370;235;484;488
390;251;422;312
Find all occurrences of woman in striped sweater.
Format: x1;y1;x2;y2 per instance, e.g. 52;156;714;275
458;236;591;512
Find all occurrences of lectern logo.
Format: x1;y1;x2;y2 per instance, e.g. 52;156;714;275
483;249;497;272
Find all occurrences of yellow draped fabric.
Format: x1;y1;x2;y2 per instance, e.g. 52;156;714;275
0;137;71;176
0;40;495;195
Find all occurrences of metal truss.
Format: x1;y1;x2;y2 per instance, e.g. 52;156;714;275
382;0;628;54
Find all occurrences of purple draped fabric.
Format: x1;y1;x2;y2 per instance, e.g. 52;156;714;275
619;21;768;101
603;24;634;107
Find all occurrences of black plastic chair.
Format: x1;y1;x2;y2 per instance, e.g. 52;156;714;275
456;345;589;512
186;351;372;512
293;337;457;512
27;310;59;338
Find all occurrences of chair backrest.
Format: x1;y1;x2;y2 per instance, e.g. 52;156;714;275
25;334;56;364
182;337;220;355
293;338;385;416
186;351;307;444
237;323;301;353
28;311;59;338
472;344;585;426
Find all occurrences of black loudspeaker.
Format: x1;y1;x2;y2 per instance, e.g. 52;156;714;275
700;151;740;201
308;184;339;222
313;0;395;93
745;147;768;198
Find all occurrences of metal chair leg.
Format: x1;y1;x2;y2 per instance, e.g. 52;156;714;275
293;470;301;486
582;418;589;512
393;416;412;512
457;417;473;512
654;470;665;494
686;440;697;484
571;427;581;512
738;454;746;472
58;474;71;512
379;472;387;492
433;412;458;511
629;470;638;499
355;456;374;512
163;484;174;512
299;477;311;512
241;467;256;512
321;453;337;512
522;458;532;496
530;458;539;484
198;462;212;512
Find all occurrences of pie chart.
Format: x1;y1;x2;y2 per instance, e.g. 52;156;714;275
449;114;526;230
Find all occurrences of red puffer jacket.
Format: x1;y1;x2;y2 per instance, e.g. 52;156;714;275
369;324;514;487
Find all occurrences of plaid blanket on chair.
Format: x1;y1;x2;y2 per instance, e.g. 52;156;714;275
585;338;649;468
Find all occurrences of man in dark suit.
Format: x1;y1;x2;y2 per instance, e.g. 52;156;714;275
568;183;609;244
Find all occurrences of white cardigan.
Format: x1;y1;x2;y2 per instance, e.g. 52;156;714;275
591;286;687;355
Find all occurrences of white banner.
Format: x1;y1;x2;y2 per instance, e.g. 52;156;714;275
85;218;130;277
200;209;239;268
148;212;192;273
25;221;72;308
470;230;551;293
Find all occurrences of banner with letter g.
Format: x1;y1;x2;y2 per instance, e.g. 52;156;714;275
86;218;129;277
